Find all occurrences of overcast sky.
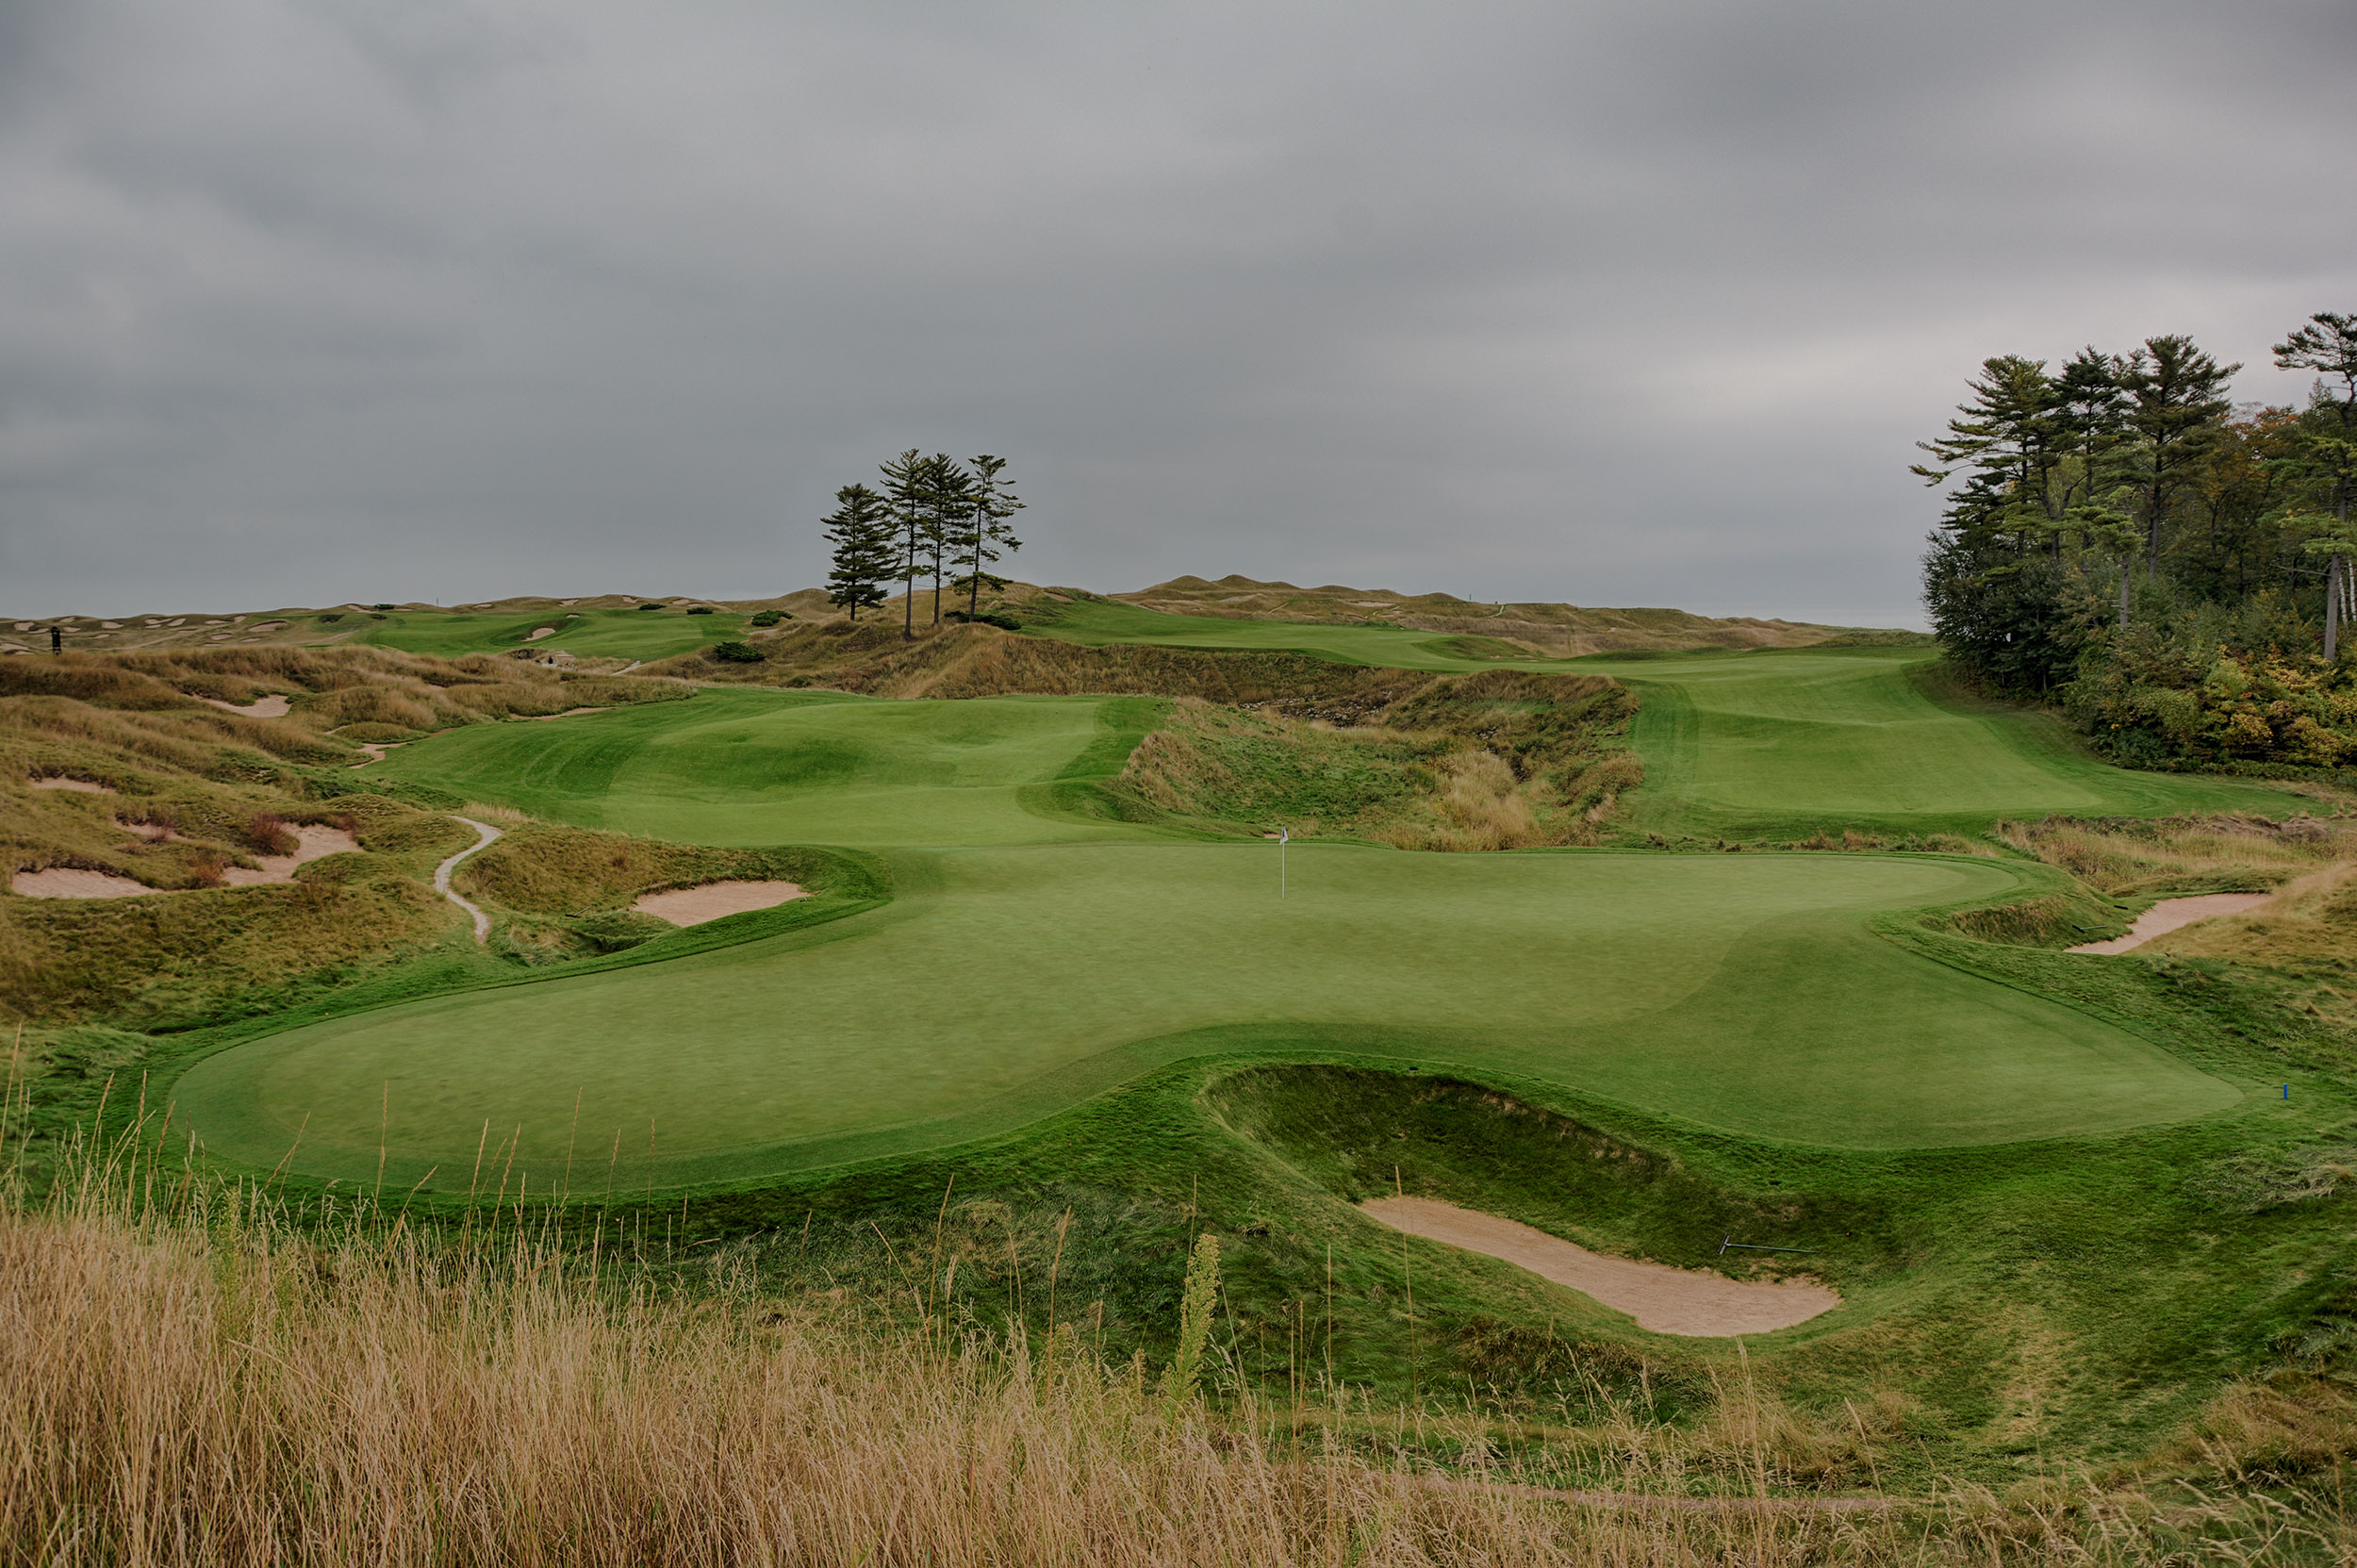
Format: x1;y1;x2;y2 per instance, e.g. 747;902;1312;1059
3;2;2352;625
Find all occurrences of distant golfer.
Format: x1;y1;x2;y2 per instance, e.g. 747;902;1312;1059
48;626;60;653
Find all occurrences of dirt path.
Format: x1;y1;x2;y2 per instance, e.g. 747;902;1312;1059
1360;1197;1838;1337
2069;893;2272;955
434;817;503;944
633;881;808;926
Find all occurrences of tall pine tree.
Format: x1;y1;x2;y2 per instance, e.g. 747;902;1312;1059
2273;312;2357;661
955;454;1025;619
821;484;894;621
879;449;927;640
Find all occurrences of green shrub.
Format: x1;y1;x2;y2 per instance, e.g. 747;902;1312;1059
638;603;665;611
686;605;717;616
947;610;1023;631
708;641;766;664
369;603;394;611
749;610;785;627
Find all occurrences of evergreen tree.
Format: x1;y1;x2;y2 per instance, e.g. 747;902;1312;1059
955;454;1025;619
879;449;927;640
918;454;972;626
820;484;894;622
1910;355;2062;553
2117;335;2239;575
2273;312;2357;661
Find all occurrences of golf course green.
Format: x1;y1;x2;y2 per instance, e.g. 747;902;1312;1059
172;667;2262;1192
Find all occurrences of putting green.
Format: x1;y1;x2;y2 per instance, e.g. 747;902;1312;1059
173;841;2234;1188
371;690;1167;849
1025;606;2308;833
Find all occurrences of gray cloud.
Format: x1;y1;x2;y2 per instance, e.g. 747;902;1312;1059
2;0;2351;624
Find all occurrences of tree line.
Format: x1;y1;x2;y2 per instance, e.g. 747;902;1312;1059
821;452;1024;637
1917;311;2356;769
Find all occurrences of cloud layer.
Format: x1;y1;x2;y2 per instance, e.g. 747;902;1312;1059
3;1;2351;623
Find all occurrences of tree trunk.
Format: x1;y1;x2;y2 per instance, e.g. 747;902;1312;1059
2329;551;2347;665
2118;562;2131;632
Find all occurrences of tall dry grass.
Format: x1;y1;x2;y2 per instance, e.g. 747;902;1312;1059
3;1116;2349;1565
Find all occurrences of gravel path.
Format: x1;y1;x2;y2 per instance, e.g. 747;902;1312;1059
434;817;504;944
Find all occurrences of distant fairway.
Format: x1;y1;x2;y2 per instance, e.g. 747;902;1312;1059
1026;606;2307;833
349;605;748;661
171;843;2233;1188
371;690;1165;848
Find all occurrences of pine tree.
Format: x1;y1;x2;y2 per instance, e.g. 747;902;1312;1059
879;449;927;640
918;454;972;626
820;484;894;621
2273;312;2357;661
955;454;1025;619
2118;335;2239;576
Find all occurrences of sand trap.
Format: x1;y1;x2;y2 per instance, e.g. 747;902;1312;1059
349;741;403;767
121;819;173;842
634;881;808;927
193;693;291;718
526;625;558;640
220;825;361;886
10;867;154;900
29;776;113;793
2069;893;2273;955
1360;1197;1839;1338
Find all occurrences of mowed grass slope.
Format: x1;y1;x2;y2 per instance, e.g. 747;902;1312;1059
1028;602;2309;834
372;689;1168;848
172;835;2235;1189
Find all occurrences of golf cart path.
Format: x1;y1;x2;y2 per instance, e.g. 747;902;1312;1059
1360;1197;1838;1337
435;817;503;944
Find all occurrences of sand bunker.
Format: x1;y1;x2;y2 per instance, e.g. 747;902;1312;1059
526;625;558;640
29;776;113;793
349;741;402;767
2069;893;2272;955
193;693;291;718
1360;1197;1839;1338
220;825;360;886
634;881;808;927
9;867;155;900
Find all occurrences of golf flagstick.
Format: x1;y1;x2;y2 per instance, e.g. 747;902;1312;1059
1280;826;1288;900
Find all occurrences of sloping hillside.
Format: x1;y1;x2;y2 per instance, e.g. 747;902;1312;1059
1104;574;1876;656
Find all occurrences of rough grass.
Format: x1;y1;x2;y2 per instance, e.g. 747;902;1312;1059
1996;814;2357;897
5;1133;2353;1566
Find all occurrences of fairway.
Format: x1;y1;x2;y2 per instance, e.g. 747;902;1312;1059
172;844;2233;1188
372;690;1166;848
1025;607;2310;832
346;605;749;661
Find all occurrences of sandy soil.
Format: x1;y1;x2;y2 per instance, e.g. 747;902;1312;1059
2069;893;2273;955
1359;1197;1839;1338
29;777;113;793
122;819;173;842
527;625;558;640
220;825;362;886
349;741;403;767
194;694;291;718
9;867;155;900
527;706;609;721
634;881;808;927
